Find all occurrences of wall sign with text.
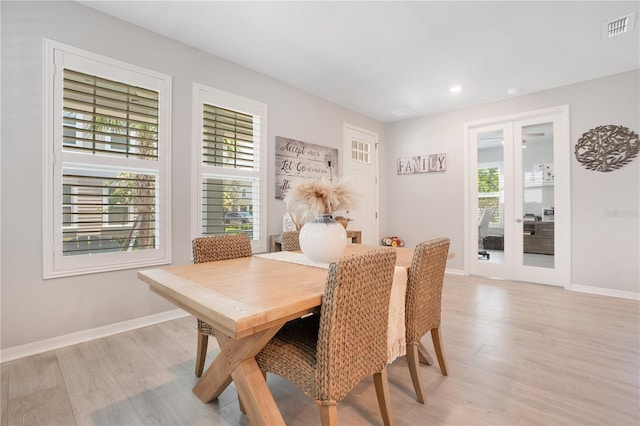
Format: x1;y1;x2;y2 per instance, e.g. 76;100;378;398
397;153;447;175
275;136;339;199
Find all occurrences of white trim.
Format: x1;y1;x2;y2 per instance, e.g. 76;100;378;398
191;83;269;253
570;284;639;301
463;122;471;276
342;123;380;245
42;39;172;278
0;309;189;363
464;105;571;287
43;39;56;278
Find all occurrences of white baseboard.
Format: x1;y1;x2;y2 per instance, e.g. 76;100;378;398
0;309;189;363
450;271;638;300
570;284;639;300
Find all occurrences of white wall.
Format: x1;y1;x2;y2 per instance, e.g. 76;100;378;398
383;70;639;296
3;1;638;357
0;1;384;352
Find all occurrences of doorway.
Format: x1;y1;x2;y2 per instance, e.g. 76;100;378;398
464;106;570;287
342;123;379;246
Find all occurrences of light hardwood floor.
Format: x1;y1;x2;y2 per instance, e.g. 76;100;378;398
2;275;639;425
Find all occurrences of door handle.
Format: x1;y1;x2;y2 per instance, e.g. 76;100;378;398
515;218;522;222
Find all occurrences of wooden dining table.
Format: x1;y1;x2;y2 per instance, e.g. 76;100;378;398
137;244;426;425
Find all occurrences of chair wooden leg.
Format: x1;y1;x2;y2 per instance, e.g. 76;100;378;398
431;327;448;376
373;368;395;426
195;332;209;377
319;403;338;426
406;342;426;404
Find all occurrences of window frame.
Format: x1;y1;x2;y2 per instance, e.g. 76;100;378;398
191;84;268;253
477;162;504;227
351;138;371;164
43;39;172;278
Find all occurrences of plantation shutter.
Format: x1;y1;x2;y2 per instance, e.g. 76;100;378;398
202;105;254;169
200;104;258;238
192;83;267;252
61;69;159;255
63;69;159;159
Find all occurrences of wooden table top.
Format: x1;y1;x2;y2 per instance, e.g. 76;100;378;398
138;245;416;340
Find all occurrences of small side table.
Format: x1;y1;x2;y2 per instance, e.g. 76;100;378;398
346;230;361;244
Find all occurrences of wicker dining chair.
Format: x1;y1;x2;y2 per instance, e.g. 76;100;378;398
404;237;451;404
281;231;301;251
256;248;398;426
192;234;253;377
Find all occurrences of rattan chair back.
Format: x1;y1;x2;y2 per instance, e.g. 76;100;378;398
257;248;397;409
281;231;301;251
317;248;396;402
405;237;450;343
191;234;252;376
192;234;252;264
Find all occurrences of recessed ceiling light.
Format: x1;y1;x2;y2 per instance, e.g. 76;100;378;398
507;87;519;95
449;85;462;93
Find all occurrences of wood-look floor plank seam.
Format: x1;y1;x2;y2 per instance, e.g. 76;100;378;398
2;274;638;426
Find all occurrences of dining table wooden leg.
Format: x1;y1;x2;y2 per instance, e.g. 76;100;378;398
192;327;280;404
232;357;285;425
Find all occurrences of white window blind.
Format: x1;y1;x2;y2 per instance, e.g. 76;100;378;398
193;84;268;253
62;70;158;255
203;105;254;169
62;69;159;160
44;40;171;278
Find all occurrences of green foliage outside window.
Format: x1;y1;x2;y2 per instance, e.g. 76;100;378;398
478;168;500;193
478;167;500;223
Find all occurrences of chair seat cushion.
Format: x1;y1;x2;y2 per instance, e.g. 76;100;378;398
256;315;320;397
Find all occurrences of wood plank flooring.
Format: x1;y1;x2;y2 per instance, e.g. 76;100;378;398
2;275;638;425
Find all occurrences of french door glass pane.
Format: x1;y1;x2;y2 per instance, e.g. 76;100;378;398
521;123;554;269
477;130;504;264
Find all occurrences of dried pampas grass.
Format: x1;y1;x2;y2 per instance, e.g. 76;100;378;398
285;178;358;219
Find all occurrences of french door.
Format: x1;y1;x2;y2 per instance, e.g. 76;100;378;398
465;106;570;287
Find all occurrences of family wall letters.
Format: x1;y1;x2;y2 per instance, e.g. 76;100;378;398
397;153;447;175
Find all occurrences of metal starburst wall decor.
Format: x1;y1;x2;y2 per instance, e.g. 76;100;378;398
575;125;639;172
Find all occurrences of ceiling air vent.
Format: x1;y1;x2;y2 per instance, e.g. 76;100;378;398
603;13;636;39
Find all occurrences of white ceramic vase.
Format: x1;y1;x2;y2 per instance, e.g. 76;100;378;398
299;214;347;263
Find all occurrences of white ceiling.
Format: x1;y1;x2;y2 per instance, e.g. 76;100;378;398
79;1;639;123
